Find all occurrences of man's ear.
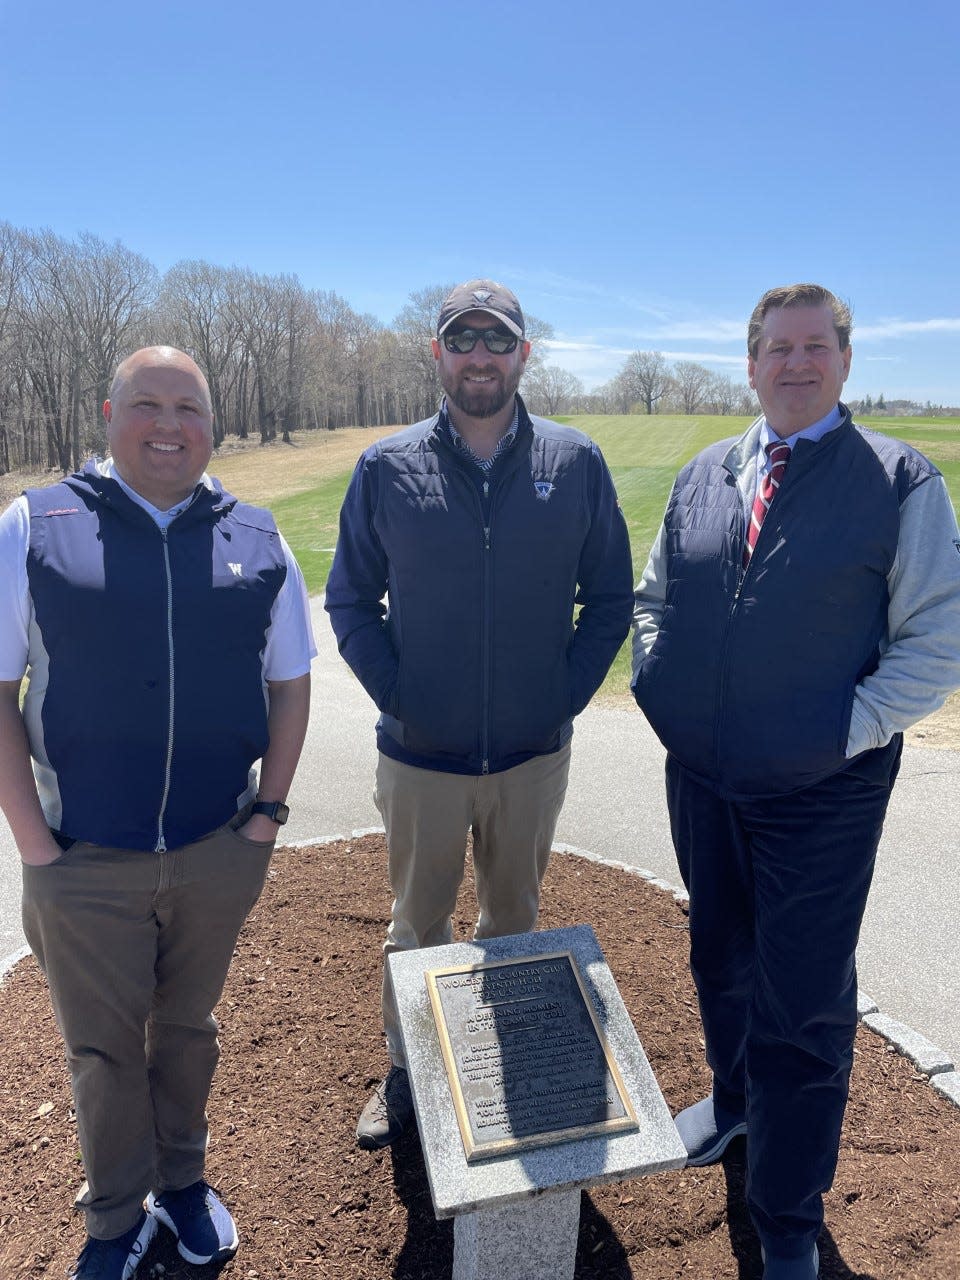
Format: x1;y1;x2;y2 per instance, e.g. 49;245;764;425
103;399;112;423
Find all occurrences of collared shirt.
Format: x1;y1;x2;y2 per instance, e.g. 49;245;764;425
102;457;213;529
757;403;844;468
747;405;844;521
440;398;519;475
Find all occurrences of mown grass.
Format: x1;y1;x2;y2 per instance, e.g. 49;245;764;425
210;413;960;701
860;417;960;509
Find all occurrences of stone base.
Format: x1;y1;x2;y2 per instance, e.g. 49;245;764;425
452;1189;581;1280
388;925;686;1220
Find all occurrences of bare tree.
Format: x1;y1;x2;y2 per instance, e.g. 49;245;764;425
670;360;713;414
704;372;742;415
523;364;583;416
0;223;29;472
306;289;363;430
618;350;670;414
75;233;158;413
159;262;245;445
392;285;452;423
17;229;92;471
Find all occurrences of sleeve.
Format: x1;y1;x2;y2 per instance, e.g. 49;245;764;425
846;475;960;756
323;452;400;713
262;533;318;682
0;497;31;681
630;518;669;694
566;444;635;714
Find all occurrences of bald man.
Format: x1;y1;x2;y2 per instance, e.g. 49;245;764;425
0;347;315;1280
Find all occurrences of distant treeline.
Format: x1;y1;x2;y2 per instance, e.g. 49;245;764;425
0;220;760;475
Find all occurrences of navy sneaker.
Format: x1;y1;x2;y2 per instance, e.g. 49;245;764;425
69;1210;157;1279
762;1243;820;1278
146;1180;239;1265
674;1094;747;1166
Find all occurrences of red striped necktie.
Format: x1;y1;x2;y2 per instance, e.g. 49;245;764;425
743;441;791;567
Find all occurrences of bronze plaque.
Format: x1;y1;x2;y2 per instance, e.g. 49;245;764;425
426;951;638;1162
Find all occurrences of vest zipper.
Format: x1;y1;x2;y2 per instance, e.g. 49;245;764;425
155;529;176;852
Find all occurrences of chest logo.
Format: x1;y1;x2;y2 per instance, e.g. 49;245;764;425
228;562;243;577
534;481;554;502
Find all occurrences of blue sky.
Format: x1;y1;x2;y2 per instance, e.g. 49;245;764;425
2;0;958;404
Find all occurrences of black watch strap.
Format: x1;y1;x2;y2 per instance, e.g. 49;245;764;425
250;800;289;825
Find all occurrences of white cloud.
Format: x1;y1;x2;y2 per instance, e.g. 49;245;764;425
856;317;960;340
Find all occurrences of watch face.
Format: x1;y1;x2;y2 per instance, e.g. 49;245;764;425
274;802;290;825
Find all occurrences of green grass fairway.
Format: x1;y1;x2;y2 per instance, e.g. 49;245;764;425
212;413;960;702
215;415;758;598
269;475;349;590
859;416;960;510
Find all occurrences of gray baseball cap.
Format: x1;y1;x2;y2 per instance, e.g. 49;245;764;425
436;279;525;339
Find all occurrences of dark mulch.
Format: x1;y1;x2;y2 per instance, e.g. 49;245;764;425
2;835;959;1279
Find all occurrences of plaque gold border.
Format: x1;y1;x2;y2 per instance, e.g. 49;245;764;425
426;951;639;1162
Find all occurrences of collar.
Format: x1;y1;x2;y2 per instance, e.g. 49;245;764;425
759;404;844;452
439;398;520;472
99;458;214;527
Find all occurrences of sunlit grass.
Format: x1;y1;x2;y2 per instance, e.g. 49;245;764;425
208;413;960;703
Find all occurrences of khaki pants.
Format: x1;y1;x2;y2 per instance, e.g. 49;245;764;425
374;745;572;1066
21;821;274;1239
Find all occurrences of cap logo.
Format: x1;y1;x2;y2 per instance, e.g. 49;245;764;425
471;290;493;305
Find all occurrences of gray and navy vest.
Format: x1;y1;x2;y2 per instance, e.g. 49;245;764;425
24;463;287;850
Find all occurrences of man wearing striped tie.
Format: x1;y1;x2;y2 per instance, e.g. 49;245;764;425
631;283;960;1279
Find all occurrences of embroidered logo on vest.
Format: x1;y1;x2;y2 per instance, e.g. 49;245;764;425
534;481;554;502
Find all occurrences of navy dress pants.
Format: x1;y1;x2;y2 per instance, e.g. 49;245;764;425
666;737;902;1258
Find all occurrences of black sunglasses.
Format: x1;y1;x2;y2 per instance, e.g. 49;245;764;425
442;326;519;355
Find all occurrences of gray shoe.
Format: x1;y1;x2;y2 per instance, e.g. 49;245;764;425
674;1094;747;1166
762;1243;820;1278
357;1066;415;1150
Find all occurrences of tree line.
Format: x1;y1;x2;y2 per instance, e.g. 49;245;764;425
0;220;757;476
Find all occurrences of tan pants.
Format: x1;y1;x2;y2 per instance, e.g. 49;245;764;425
374;745;572;1066
21;821;274;1238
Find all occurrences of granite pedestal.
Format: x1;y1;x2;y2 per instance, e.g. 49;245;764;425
388;924;685;1280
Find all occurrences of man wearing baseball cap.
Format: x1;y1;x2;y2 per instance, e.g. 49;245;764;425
326;278;633;1148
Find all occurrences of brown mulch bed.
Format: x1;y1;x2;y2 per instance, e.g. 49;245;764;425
2;835;959;1279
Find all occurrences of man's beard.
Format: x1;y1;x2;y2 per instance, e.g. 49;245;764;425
443;366;521;419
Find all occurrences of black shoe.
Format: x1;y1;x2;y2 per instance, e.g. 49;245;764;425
356;1065;415;1149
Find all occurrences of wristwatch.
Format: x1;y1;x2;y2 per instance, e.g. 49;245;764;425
250;800;290;825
